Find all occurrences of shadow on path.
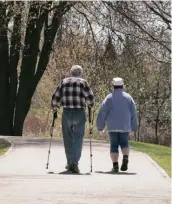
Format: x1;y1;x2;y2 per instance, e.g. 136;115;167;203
48;170;91;176
95;171;137;175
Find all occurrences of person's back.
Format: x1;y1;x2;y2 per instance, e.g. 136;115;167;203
51;65;94;173
96;77;137;173
103;89;137;132
58;76;93;109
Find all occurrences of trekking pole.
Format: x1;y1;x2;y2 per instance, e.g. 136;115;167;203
88;107;93;173
46;112;56;169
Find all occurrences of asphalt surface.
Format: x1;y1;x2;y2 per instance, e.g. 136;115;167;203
0;136;171;204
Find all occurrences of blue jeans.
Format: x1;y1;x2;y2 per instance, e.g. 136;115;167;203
62;108;86;165
109;132;129;153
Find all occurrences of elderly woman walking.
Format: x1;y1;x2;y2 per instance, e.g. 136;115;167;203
51;65;94;173
96;77;138;172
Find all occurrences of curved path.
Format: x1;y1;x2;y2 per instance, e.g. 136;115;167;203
0;136;170;204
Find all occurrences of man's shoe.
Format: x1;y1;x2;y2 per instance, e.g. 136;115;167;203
69;164;80;174
121;156;128;171
111;162;119;173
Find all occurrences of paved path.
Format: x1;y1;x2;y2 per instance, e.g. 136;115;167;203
0;136;171;204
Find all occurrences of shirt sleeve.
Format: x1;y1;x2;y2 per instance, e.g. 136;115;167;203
51;84;62;112
130;97;138;132
96;96;109;131
83;81;94;107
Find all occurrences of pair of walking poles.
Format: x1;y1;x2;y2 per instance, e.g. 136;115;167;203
46;107;94;173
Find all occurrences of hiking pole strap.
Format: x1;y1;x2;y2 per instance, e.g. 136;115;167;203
88;106;92;124
88;106;93;135
50;119;55;136
50;111;57;134
52;117;55;127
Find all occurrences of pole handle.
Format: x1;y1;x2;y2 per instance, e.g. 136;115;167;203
88;106;91;124
50;116;55;135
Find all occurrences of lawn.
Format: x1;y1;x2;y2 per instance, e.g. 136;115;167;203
0;139;11;156
129;140;171;177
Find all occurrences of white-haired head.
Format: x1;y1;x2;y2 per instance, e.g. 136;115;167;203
70;65;83;77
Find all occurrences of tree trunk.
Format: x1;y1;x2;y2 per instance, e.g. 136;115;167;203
13;2;44;136
9;2;22;135
0;4;10;135
13;89;33;136
154;81;160;144
155;109;160;144
13;2;72;136
136;63;140;141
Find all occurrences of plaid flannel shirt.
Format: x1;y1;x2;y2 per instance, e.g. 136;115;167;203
51;77;94;111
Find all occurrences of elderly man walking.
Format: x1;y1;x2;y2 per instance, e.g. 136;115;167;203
96;77;138;172
51;65;94;173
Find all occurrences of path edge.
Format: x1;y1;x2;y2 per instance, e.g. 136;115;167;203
0;137;14;159
142;152;170;181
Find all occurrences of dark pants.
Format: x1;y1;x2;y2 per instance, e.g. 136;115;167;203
62;108;86;165
109;132;129;153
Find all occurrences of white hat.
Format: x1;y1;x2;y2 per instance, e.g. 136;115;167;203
112;77;124;86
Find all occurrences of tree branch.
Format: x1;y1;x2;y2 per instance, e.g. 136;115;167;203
33;1;75;88
144;2;171;30
6;1;14;23
146;51;171;64
104;2;171;53
73;6;98;50
152;1;171;18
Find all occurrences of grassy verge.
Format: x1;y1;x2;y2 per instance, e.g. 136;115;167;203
129;141;171;177
0;139;11;156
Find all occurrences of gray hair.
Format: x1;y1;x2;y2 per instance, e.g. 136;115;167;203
70;65;83;77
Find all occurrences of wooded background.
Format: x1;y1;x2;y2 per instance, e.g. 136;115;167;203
0;1;171;146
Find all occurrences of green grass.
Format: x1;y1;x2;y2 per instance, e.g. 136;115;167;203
129;141;171;177
0;139;11;156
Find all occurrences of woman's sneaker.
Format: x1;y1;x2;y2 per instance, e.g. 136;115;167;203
121;155;128;171
111;162;119;173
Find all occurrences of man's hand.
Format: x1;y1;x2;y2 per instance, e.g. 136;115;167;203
53;111;57;119
89;126;93;134
99;130;105;137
